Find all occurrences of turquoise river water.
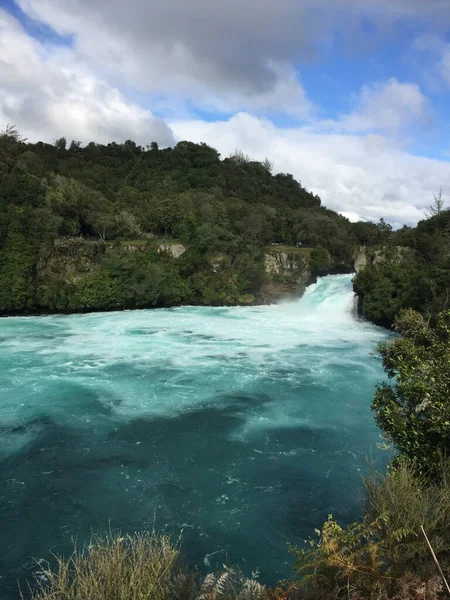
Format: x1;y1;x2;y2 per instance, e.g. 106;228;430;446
0;274;390;598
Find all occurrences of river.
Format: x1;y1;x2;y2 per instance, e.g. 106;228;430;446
0;274;390;597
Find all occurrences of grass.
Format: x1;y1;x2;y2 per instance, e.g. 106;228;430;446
26;531;186;600
25;531;267;600
77;237;182;246
265;245;313;256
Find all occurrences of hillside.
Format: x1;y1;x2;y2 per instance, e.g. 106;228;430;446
0;127;375;315
353;203;450;327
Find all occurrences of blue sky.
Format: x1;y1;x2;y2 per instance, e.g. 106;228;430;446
0;0;449;224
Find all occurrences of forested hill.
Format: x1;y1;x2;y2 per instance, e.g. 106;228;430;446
0;126;389;315
353;198;450;328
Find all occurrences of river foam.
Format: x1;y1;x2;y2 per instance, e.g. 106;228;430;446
0;274;389;597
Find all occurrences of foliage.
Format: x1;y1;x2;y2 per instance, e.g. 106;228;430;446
310;247;331;274
27;531;266;600
0;130;359;314
292;305;450;598
373;309;450;475
354;194;450;328
28;531;186;600
293;460;450;599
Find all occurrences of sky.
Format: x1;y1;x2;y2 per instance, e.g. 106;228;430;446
0;0;450;226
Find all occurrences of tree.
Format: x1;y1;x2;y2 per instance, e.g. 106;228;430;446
54;137;67;151
377;217;393;241
353;220;382;246
0;123;27;143
155;198;180;240
69;140;81;152
427;187;445;218
262;157;273;174
229;149;250;166
83;190;117;240
310;247;331;274
88;210;116;241
373;308;450;475
115;210;141;238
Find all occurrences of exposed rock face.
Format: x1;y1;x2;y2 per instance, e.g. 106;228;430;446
354;247;369;273
354;246;415;273
157;243;186;258
40;238;107;281
209;253;231;273
262;250;311;303
122;244;148;252
264;251;306;274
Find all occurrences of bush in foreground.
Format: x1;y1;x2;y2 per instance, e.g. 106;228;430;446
26;530;266;600
292;460;450;599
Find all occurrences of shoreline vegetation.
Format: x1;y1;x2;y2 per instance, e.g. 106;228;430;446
1;126;448;325
2;126;450;598
0;125;375;318
0;237;335;318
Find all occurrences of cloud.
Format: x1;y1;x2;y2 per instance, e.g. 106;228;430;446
313;78;431;137
171;112;450;226
0;10;174;146
340;78;431;133
15;0;315;116
1;3;449;228
414;34;450;89
14;0;450;116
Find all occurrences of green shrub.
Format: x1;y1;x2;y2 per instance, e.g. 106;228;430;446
310;247;331;274
292;460;450;599
373;309;450;476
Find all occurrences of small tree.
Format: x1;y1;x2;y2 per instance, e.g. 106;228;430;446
377;217;393;241
155;198;180;242
310;247;331;274
262;157;274;174
229;149;250;166
54;137;67;151
69;139;82;152
0;123;27;143
373;308;450;476
427;188;445;218
89;211;115;241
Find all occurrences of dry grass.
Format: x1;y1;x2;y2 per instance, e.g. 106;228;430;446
27;530;193;600
26;531;266;600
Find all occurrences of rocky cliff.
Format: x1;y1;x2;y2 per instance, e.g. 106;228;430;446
354;245;415;274
262;248;312;303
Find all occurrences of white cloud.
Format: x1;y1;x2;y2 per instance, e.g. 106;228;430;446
14;0;450;116
0;10;174;146
1;5;449;228
341;78;431;133
313;78;431;137
15;0;315;116
171;112;450;226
